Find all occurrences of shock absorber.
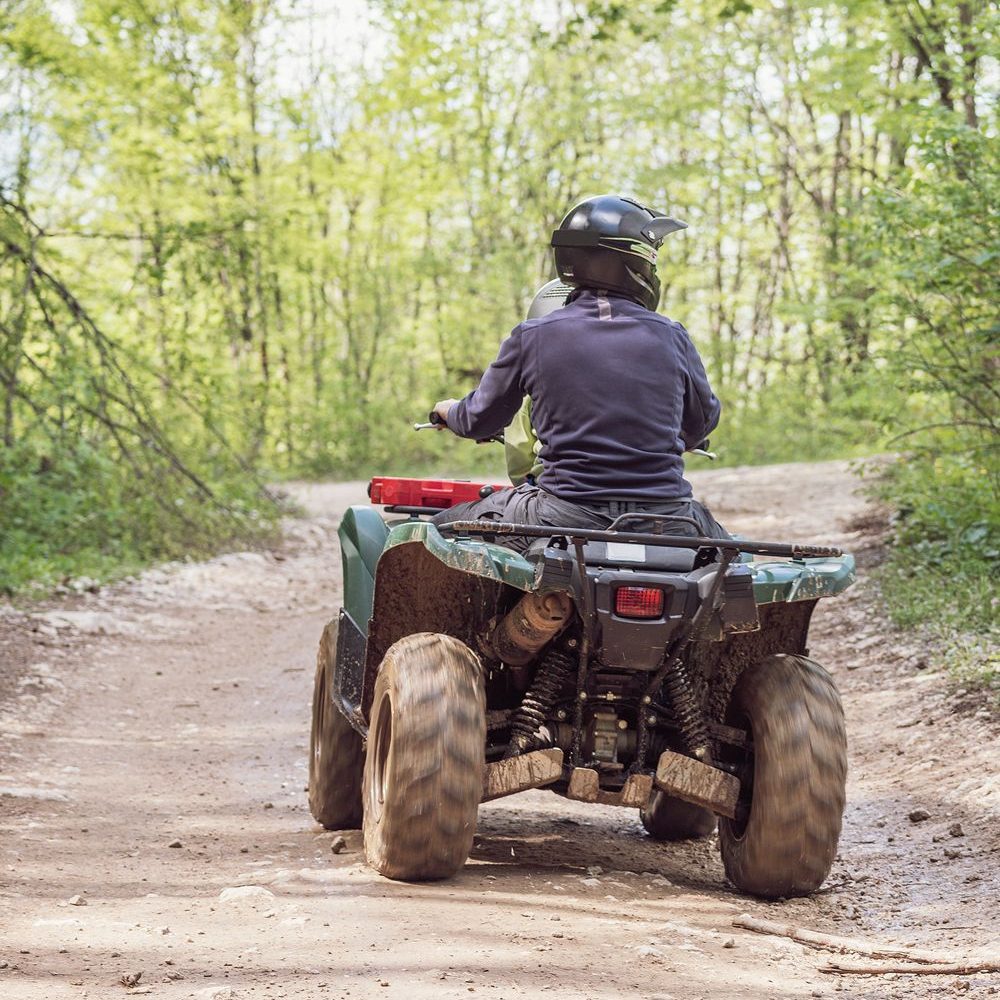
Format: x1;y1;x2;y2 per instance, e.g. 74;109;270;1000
505;645;576;757
660;655;712;762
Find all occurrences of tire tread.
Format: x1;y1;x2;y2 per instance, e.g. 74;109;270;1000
363;633;485;880
308;619;364;829
719;653;847;898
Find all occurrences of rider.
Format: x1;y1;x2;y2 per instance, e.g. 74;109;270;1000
431;194;726;551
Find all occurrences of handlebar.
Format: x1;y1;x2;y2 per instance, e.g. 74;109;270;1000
413;411;446;431
689;438;717;460
414;411;504;444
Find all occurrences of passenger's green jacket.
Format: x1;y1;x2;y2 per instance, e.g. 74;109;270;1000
504;398;543;485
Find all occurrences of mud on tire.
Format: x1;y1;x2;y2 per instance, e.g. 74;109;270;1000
642;790;717;841
308;619;364;830
363;632;485;881
718;653;847;898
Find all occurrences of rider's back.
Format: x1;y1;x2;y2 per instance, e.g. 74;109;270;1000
514;289;719;502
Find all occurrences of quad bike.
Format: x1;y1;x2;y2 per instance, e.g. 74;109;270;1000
308;461;853;898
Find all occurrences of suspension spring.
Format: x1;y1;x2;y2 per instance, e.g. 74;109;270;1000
660;657;712;763
505;646;576;757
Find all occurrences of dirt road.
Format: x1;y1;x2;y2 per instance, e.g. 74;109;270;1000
2;461;998;1000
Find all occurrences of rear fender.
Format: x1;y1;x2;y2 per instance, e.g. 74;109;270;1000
336;515;540;725
750;554;855;604
361;540;511;720
692;600;820;723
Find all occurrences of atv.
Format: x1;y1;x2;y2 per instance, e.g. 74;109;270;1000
308;474;853;898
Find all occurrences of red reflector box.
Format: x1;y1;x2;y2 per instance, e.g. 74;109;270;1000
368;477;510;510
614;586;664;619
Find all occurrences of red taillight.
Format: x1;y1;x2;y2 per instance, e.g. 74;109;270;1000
614;586;664;619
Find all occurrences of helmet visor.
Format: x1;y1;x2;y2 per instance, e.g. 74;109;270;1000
641;216;688;245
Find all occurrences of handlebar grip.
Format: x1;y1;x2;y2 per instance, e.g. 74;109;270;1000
428;411;445;426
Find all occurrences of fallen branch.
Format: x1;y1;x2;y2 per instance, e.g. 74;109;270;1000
732;914;948;964
821;959;1000;977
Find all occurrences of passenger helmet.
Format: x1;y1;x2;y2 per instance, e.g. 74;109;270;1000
550;195;687;310
526;278;573;320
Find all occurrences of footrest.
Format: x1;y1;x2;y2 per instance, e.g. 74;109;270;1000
482;748;564;803
654;749;740;819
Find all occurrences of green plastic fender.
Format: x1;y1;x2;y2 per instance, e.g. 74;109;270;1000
381;520;539;591
338;505;390;630
748;554;856;602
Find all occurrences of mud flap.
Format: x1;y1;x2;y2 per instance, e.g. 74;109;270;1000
334;608;367;737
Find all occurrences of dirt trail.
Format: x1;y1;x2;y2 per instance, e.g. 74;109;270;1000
1;460;998;1000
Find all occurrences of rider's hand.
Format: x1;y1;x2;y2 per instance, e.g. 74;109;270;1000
432;399;458;428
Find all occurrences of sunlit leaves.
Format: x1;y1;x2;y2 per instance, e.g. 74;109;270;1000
0;0;995;594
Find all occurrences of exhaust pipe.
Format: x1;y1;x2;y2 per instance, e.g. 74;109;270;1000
487;591;573;666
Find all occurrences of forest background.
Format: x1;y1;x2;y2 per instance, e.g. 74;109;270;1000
0;0;996;684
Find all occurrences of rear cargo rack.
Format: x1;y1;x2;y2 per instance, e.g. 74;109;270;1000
437;520;842;560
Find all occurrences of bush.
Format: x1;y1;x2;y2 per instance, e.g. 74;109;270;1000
875;454;999;695
0;441;280;596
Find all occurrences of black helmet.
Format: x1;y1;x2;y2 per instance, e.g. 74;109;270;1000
550;195;687;310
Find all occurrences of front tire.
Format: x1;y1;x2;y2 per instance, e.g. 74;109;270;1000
641;790;717;841
308;619;364;830
718;653;847;898
363;633;485;881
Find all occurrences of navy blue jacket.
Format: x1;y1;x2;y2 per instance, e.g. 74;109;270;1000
447;289;721;501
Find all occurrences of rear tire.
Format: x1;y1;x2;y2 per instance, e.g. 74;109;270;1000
363;633;485;881
718;653;847;898
641;790;717;841
308;619;364;830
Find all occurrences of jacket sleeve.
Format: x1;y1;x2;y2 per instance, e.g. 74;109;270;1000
676;324;721;449
447;326;526;440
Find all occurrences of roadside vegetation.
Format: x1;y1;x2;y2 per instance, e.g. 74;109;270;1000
877;455;999;697
0;1;995;686
866;122;999;695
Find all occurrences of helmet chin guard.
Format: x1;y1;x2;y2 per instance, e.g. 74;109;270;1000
550;194;686;310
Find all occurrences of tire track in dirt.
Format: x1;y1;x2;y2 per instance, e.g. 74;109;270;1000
1;462;997;999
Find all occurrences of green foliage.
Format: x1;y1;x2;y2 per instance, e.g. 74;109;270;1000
0;440;278;594
857;113;999;691
864;117;998;475
0;0;996;632
876;455;999;696
717;369;909;466
880;455;999;607
0;186;282;595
